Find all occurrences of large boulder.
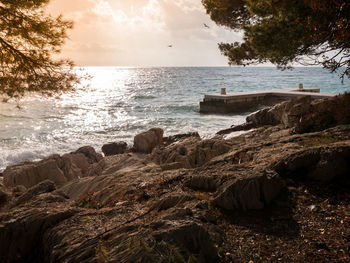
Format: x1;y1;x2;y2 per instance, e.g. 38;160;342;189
244;96;313;130
295;93;350;133
214;170;285;210
270;95;313;128
134;128;164;153
273;144;350;183
102;141;127;156
63;146;103;177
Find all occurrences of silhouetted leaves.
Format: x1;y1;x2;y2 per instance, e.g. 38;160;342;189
203;0;350;79
0;0;80;99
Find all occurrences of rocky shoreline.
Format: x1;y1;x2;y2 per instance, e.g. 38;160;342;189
0;94;349;262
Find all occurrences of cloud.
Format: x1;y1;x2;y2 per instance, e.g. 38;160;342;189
47;0;242;66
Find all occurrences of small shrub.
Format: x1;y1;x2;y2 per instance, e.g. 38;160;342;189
77;192;102;209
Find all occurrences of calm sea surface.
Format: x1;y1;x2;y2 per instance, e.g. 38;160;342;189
1;67;349;171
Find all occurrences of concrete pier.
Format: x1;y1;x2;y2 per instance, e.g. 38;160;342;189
199;88;336;114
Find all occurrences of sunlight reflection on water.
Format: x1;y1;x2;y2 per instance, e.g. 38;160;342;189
0;66;349;170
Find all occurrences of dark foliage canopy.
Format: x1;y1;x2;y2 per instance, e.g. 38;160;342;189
0;0;79;99
202;0;350;79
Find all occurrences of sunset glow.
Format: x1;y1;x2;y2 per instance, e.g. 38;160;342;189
47;0;242;66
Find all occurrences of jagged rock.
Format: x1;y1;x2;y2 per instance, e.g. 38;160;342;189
0;205;78;262
246;107;280;127
152;221;218;262
86;158;107;177
10;180;56;208
102;141;128;156
153;194;194;211
3;154;80;188
295;93;350;133
229;94;350;134
273;144;350;182
3;146;102;188
184;175;218;192
12;185;27;197
42;217;218;263
245;96;313;130
225;96;314;133
74;146;103;163
160;162;184;171
163;132;200;146
64;146;102;176
134;128;164;153
1;110;349;262
151;137;232;168
214;171;285;210
0;189;10;208
270;96;313;129
217;122;256;135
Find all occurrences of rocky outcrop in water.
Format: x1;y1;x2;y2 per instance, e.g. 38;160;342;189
1;95;350;262
102;141;128;156
220;93;350;135
133;127;164;153
3;146;101;188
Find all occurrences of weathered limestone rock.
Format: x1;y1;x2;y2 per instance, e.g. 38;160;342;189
270;96;313;128
244;96;313;130
229;94;350;134
295;93;350;133
152;194;195;211
160;162;184;171
74;146;103;163
246;107;280;127
64;146;103;177
3;155;79;188
184;175;218;192
151;137;232;169
152;221;218;262
214;171;285;210
163;132;200;146
0;203;78;262
134;128;164;153
3;147;102;188
102;141;128;156
273;144;350;182
85;158;107;177
10;180;56;208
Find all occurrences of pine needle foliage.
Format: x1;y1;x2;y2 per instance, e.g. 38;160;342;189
202;0;350;80
0;0;80;99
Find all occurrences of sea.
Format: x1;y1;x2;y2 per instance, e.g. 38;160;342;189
0;67;349;171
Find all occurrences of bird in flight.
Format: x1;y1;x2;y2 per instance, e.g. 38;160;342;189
203;23;210;28
168;45;173;48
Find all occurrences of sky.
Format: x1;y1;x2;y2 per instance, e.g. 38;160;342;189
47;0;242;67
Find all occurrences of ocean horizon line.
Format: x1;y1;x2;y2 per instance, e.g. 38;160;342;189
74;65;324;69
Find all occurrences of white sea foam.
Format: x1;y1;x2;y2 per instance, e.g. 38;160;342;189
0;67;348;171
